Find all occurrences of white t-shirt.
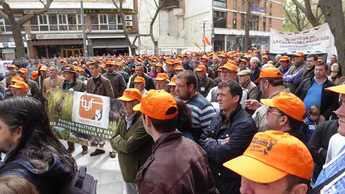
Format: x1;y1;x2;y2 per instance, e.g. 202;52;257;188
325;133;345;164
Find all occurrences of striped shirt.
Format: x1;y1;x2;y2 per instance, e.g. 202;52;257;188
186;94;216;139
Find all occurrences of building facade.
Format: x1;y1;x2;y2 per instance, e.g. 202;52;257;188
138;0;284;54
0;0;138;59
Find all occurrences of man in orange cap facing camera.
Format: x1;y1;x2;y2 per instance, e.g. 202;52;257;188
195;64;216;97
154;73;169;91
111;88;153;194
261;91;308;143
135;90;219;194
223;130;314;194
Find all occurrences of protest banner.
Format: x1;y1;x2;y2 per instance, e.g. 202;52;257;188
47;89;125;149
269;23;337;59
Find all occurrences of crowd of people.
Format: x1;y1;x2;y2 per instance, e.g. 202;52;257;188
0;50;344;194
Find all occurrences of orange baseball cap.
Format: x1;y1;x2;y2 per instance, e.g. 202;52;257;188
155;63;163;67
31;71;39;80
220;61;238;73
326;84;345;94
11;75;24;83
261;91;305;121
133;90;178;120
279;56;289;62
174;65;184;71
168;76;177;86
18;68;28;75
195;64;207;72
10;80;29;91
134;76;145;84
294;52;304;57
258;67;283;79
223;130;314;183
118;88;142;102
155;73;169;81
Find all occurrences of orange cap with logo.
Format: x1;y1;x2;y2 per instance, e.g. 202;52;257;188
118;88;142;102
258;67;283;79
261;91;305;121
223;130;314;183
220;61;238;72
195;64;207;72
326;84;345;94
155;73;169;81
31;71;39;80
133;90;178;120
175;65;184;71
134;76;145;84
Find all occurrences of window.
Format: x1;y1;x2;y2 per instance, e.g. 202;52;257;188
49;14;58;31
117;14;123;30
232;13;237;29
68;14;77;30
214;0;226;8
250;15;259;31
90;14;98;30
58;14;68;31
269;18;272;29
233;0;237;10
263;18;266;31
99;14;108;30
240;13;245;30
39;15;48;31
269;2;272;16
108;14;117;30
213;11;226;28
0;18;5;32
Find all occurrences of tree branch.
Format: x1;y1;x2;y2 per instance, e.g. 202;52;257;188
17;0;54;26
291;0;306;13
284;4;300;31
150;0;167;43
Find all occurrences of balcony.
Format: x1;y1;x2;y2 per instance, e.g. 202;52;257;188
0;24;125;33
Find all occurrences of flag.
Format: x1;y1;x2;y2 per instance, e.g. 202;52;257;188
202;36;211;45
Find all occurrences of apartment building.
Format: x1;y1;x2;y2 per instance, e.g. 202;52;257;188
0;0;137;59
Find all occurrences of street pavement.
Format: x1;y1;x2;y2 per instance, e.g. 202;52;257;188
63;141;124;194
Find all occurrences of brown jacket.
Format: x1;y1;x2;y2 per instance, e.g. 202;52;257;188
86;75;114;98
136;131;219;194
42;76;64;97
103;72;126;98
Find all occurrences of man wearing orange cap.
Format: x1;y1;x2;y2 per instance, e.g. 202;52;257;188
154;73;169;91
278;55;290;74
223;130;314;194
134;90;218;194
195;64;216;97
283;52;305;92
111;88;153;194
133;76;146;95
17;67;41;100
260;91;308;143
207;61;238;103
103;61;126;98
246;67;287;131
9;80;30;97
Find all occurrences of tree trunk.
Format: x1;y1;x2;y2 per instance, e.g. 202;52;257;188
319;0;345;75
11;24;26;59
243;0;252;51
153;40;159;55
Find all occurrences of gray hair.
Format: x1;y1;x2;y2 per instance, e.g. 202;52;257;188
250;57;260;64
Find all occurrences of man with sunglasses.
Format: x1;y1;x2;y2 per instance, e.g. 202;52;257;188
260;91;308;143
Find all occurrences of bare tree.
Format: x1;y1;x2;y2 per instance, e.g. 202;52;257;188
0;0;53;59
284;0;310;31
112;0;139;55
319;0;345;75
243;0;253;51
149;0;169;55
